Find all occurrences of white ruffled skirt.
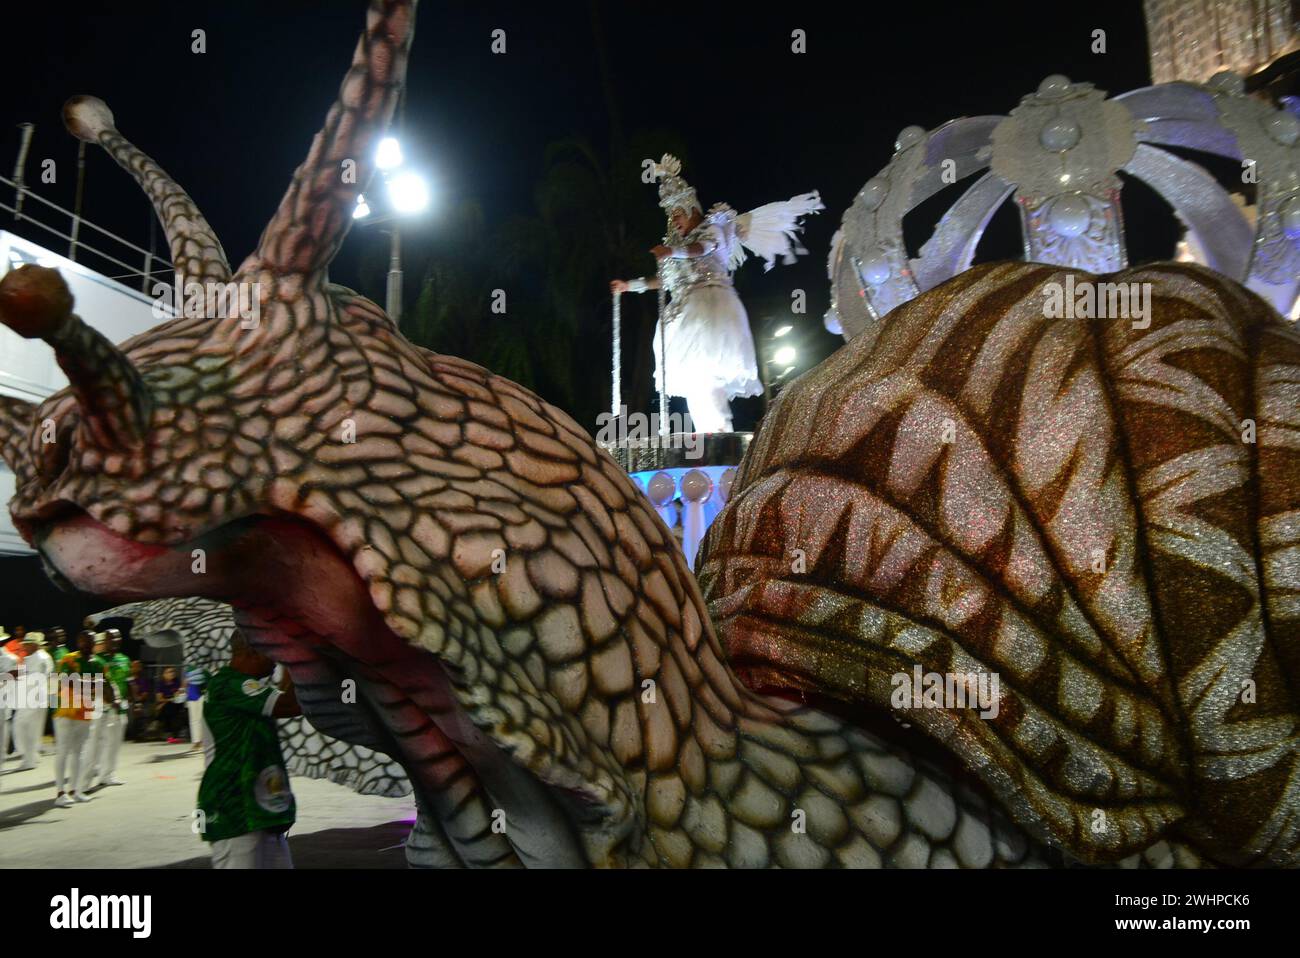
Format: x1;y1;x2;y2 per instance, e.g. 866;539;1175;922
653;285;763;401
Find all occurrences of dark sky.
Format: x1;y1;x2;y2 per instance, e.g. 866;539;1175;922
3;0;1155;416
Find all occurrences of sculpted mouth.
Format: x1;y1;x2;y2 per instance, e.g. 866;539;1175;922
34;507;584;867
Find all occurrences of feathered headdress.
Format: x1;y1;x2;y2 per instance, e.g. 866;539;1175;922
653;154;700;216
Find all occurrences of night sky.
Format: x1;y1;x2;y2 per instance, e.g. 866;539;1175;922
4;1;1157;390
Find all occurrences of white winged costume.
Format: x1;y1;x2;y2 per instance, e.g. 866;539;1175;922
647;155;822;432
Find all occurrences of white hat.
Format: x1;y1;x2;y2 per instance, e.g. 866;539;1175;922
24;631;46;648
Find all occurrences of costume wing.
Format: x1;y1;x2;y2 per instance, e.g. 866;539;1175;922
734;191;825;271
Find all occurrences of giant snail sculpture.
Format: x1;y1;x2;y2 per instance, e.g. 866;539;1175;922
0;0;1295;867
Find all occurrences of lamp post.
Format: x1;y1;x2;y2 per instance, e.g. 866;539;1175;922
354;135;430;322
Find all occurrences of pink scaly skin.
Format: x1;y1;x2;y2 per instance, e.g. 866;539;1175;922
0;1;1231;868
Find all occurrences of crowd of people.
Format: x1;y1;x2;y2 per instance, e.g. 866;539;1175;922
0;621;207;805
4;620;303;868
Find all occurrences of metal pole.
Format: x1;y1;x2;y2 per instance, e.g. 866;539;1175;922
386;83;407;323
69;140;87;261
12;123;34;222
657;270;668;439
611;290;621;418
143;211;156;294
386;225;402;321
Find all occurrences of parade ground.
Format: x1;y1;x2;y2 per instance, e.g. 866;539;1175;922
0;740;415;868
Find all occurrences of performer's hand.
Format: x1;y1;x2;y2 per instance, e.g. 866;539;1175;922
650;244;672;261
610;279;628;295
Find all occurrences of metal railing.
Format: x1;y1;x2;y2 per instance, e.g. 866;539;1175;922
0;173;173;292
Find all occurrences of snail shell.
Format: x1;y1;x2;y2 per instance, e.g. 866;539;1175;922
699;262;1300;866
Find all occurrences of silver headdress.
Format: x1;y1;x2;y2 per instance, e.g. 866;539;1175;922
653;154;701;216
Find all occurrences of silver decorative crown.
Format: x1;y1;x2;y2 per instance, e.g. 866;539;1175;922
826;73;1300;341
654;154;701;216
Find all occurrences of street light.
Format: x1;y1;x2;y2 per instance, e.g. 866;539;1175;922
375;136;404;171
773;345;796;367
773;324;792;337
350;135;430;321
387;171;430;214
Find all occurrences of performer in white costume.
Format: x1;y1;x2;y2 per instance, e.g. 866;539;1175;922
0;636;16;791
13;631;54;771
611;154;822;432
87;631;128;788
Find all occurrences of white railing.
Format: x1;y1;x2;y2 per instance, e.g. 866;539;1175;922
0;173;173;292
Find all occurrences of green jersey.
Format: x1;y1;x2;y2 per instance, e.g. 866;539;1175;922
103;652;131;707
196;666;295;842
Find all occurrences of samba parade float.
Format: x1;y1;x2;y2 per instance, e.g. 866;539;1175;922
0;0;1296;872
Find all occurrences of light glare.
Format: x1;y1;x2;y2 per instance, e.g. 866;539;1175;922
376;136;403;170
388;172;430;214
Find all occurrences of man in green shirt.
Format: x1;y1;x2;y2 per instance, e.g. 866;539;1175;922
88;630;131;788
197;630;301;868
49;627;69;665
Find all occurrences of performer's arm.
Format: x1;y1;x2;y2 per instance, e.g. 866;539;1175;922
610;277;661;294
651;238;715;261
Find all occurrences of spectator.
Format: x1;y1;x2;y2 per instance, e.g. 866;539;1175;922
87;631;130;788
126;660;150;739
13;631;54;771
54;630;114;806
156;666;187;743
197;631;301;868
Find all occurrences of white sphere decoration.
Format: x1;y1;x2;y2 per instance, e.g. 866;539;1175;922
1282;196;1300;240
1039;118;1081;152
1262;111;1300;147
1037;74;1072;98
646;471;676;507
718;468;737;505
1047;194;1092;237
895;125;926;152
861;251;892;286
1207;70;1245;96
860;178;887;210
680;469;713;504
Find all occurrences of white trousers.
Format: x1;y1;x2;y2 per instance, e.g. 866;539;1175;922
89;707;125;781
0;708;8;788
53;716;93;794
13;704;46;767
210;830;294;869
186;699;203;744
680;384;733;433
